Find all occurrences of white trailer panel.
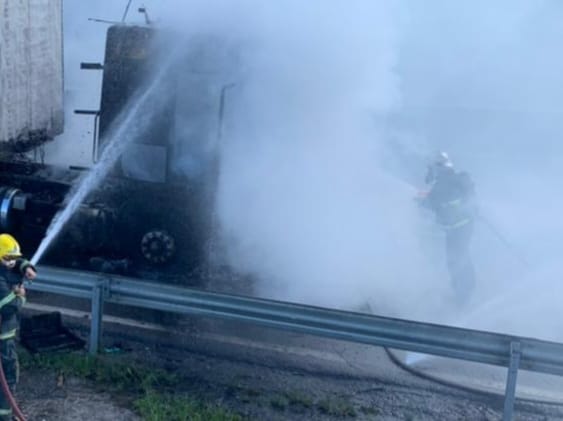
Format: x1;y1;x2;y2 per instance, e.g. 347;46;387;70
0;0;64;149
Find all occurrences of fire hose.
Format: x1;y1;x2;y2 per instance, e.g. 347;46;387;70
0;286;27;421
476;213;530;268
0;283;27;421
0;330;26;421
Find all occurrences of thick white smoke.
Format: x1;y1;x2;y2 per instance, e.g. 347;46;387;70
198;2;453;320
53;1;563;340
91;0;452;321
396;0;563;340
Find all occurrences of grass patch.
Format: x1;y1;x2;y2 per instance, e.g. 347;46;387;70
20;351;177;393
135;391;244;421
317;397;357;417
21;351;245;420
360;405;380;416
284;390;313;408
269;391;314;414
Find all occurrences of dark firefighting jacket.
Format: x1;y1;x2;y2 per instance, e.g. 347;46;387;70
424;170;476;230
0;259;31;340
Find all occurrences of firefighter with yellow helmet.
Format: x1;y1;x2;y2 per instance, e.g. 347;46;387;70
0;234;36;420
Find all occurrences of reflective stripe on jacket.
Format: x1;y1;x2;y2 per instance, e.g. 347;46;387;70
437;198;473;229
0;261;27;337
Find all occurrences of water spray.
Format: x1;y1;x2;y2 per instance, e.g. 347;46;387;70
30;54;178;267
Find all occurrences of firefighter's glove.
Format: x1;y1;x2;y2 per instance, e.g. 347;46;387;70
13;284;26;298
22;262;37;281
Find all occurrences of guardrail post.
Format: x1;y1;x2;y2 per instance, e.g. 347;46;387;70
503;341;521;421
89;279;107;354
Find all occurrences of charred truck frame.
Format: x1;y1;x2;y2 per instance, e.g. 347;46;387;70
0;21;225;283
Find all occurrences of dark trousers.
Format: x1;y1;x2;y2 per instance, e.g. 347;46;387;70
0;339;18;420
445;221;475;305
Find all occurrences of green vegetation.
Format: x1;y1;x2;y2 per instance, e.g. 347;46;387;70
269;390;356;417
284;390;314;409
135;392;244;421
317;397;357;417
360;405;380;416
21;351;245;421
21;351;177;393
269;390;315;413
21;351;363;420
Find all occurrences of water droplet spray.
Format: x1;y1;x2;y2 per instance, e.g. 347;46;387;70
31;56;176;266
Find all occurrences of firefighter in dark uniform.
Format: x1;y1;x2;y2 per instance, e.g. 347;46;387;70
0;234;36;420
419;153;476;305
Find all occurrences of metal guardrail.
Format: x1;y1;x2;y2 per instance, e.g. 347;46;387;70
28;265;563;421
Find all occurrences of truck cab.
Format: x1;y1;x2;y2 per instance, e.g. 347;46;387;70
0;18;233;284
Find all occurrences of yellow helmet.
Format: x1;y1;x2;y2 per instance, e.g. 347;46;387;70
0;234;22;260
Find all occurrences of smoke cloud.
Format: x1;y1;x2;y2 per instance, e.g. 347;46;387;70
208;3;447;319
147;1;453;323
393;0;563;339
54;0;563;341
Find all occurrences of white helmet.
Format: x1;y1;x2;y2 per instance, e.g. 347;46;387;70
434;151;453;168
425;151;454;184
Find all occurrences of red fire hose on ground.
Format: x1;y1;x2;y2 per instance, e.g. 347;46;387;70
0;316;27;421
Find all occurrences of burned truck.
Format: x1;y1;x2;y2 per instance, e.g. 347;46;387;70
0;2;228;283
